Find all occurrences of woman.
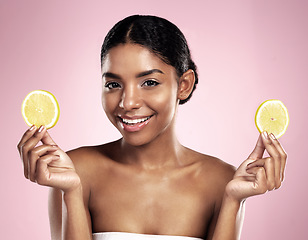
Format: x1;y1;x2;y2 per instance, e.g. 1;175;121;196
17;15;287;240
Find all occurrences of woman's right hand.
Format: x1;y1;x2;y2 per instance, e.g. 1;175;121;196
17;125;81;193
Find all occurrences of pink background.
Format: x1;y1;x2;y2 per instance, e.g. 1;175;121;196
1;0;307;239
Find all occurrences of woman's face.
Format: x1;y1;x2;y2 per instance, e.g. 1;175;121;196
101;43;180;146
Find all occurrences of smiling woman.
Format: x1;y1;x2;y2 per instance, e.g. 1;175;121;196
17;15;287;240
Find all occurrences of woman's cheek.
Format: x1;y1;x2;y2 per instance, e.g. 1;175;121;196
102;92;118;111
146;89;177;118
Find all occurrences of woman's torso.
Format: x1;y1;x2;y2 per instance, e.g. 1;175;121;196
68;141;235;239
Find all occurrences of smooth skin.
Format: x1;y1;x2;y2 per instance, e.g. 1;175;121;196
17;44;287;240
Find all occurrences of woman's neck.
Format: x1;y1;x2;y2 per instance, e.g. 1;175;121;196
119;127;186;170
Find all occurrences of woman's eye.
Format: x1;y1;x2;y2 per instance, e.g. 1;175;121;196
105;82;121;90
142;80;159;87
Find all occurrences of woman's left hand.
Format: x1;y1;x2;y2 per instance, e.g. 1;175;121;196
225;132;287;202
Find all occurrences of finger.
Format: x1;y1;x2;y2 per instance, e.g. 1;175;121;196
262;132;282;188
21;125;46;179
41;130;57;146
248;133;265;160
246;157;275;191
255;167;268;194
280;153;287;182
246;167;268;195
35;154;60;186
28;145;58;182
269;133;287;184
268;134;281;186
17;125;37;157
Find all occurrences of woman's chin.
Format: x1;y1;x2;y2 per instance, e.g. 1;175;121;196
121;134;151;147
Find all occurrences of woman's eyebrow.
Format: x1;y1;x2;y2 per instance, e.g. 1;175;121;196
102;72;121;79
102;69;164;79
136;69;164;78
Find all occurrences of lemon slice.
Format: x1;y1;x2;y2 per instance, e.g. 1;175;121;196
21;90;60;129
255;99;289;138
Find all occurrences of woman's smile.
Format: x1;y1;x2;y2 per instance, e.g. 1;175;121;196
118;115;154;132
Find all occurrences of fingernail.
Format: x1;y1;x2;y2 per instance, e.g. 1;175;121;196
270;133;276;140
38;125;44;132
29;125;35;131
262;131;269;139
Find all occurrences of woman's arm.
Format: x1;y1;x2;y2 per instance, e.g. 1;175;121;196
18;126;92;240
208;132;287;240
49;186;92;240
208;194;245;240
62;186;92;240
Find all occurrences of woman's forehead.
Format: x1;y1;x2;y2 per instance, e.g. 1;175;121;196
102;44;175;75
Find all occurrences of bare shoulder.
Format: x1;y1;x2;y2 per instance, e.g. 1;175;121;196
66;140;120;179
67;139;119;160
186;148;236;190
201;153;235;182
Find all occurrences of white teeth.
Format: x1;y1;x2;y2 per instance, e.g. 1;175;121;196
121;116;151;125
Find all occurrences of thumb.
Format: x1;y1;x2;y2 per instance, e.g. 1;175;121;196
41;130;57;146
248;133;265;160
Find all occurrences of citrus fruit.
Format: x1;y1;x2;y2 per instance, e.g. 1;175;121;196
255;99;289;138
21;90;60;129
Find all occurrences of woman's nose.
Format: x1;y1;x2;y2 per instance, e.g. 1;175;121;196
119;85;142;110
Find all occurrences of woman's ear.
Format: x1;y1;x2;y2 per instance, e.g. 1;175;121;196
177;69;195;102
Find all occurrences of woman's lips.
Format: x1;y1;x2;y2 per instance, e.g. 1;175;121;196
118;115;153;132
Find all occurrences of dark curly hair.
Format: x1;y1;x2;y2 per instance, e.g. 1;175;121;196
101;15;198;104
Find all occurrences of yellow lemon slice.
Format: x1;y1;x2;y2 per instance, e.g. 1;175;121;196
255;99;289;138
21;90;60;129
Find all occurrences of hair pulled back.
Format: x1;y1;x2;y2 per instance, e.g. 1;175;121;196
101;15;198;104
